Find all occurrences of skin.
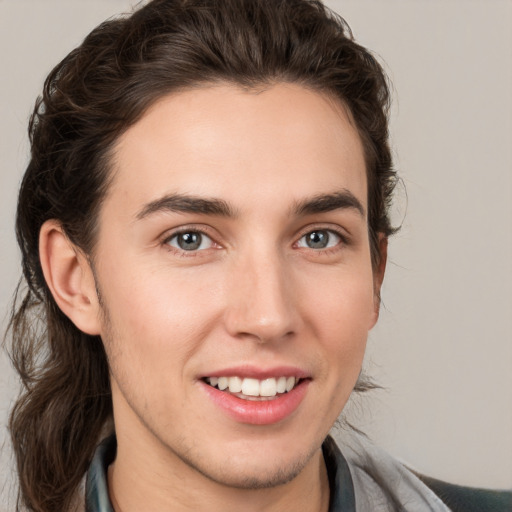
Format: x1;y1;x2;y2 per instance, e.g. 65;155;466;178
40;83;386;511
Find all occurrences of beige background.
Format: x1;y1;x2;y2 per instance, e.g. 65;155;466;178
1;0;511;506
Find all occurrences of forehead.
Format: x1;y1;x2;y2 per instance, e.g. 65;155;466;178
106;83;367;221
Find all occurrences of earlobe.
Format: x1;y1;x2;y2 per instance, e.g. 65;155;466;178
39;220;101;335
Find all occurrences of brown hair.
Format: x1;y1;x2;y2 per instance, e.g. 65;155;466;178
6;0;396;510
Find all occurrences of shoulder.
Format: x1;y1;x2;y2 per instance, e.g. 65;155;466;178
329;432;512;512
416;474;512;512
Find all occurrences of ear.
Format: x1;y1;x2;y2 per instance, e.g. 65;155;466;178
371;234;388;325
39;220;102;335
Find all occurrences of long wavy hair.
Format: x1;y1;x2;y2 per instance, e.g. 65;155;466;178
5;0;396;510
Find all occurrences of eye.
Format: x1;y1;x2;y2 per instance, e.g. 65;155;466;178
296;229;341;250
166;231;214;252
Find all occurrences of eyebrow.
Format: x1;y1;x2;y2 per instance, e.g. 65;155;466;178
136;189;365;221
136;194;237;220
293;190;365;218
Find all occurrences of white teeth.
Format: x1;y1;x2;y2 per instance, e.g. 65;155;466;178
260;378;277;397
217;377;229;391
241;378;260;396
276;376;287;393
228;376;242;393
206;375;300;397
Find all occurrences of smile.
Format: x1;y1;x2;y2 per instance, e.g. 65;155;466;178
201;374;310;425
204;376;300;400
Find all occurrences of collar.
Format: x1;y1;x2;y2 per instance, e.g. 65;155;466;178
85;436;116;512
85;435;356;512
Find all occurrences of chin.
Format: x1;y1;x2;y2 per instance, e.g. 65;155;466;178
197;455;311;490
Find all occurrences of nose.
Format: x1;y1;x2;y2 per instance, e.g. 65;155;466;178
223;251;299;344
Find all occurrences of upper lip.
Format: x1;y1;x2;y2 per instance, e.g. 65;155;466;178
201;365;310;380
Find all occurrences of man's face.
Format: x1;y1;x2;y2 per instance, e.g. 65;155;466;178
92;83;381;488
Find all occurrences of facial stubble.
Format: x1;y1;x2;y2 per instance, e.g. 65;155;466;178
91;269;328;492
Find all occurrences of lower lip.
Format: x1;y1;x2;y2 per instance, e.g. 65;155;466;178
201;380;310;425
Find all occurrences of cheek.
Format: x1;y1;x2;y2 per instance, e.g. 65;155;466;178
97;258;223;379
298;264;376;340
297;265;375;388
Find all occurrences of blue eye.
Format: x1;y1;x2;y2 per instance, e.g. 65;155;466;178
167;231;213;251
297;230;341;249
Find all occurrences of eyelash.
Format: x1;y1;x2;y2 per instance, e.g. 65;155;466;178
162;226;218;256
161;226;349;256
294;226;349;254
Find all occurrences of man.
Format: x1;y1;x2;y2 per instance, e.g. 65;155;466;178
6;1;511;511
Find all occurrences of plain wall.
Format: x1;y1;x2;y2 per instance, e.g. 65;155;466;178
1;0;511;507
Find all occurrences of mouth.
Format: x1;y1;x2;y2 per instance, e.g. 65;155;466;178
203;376;302;401
200;367;311;424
